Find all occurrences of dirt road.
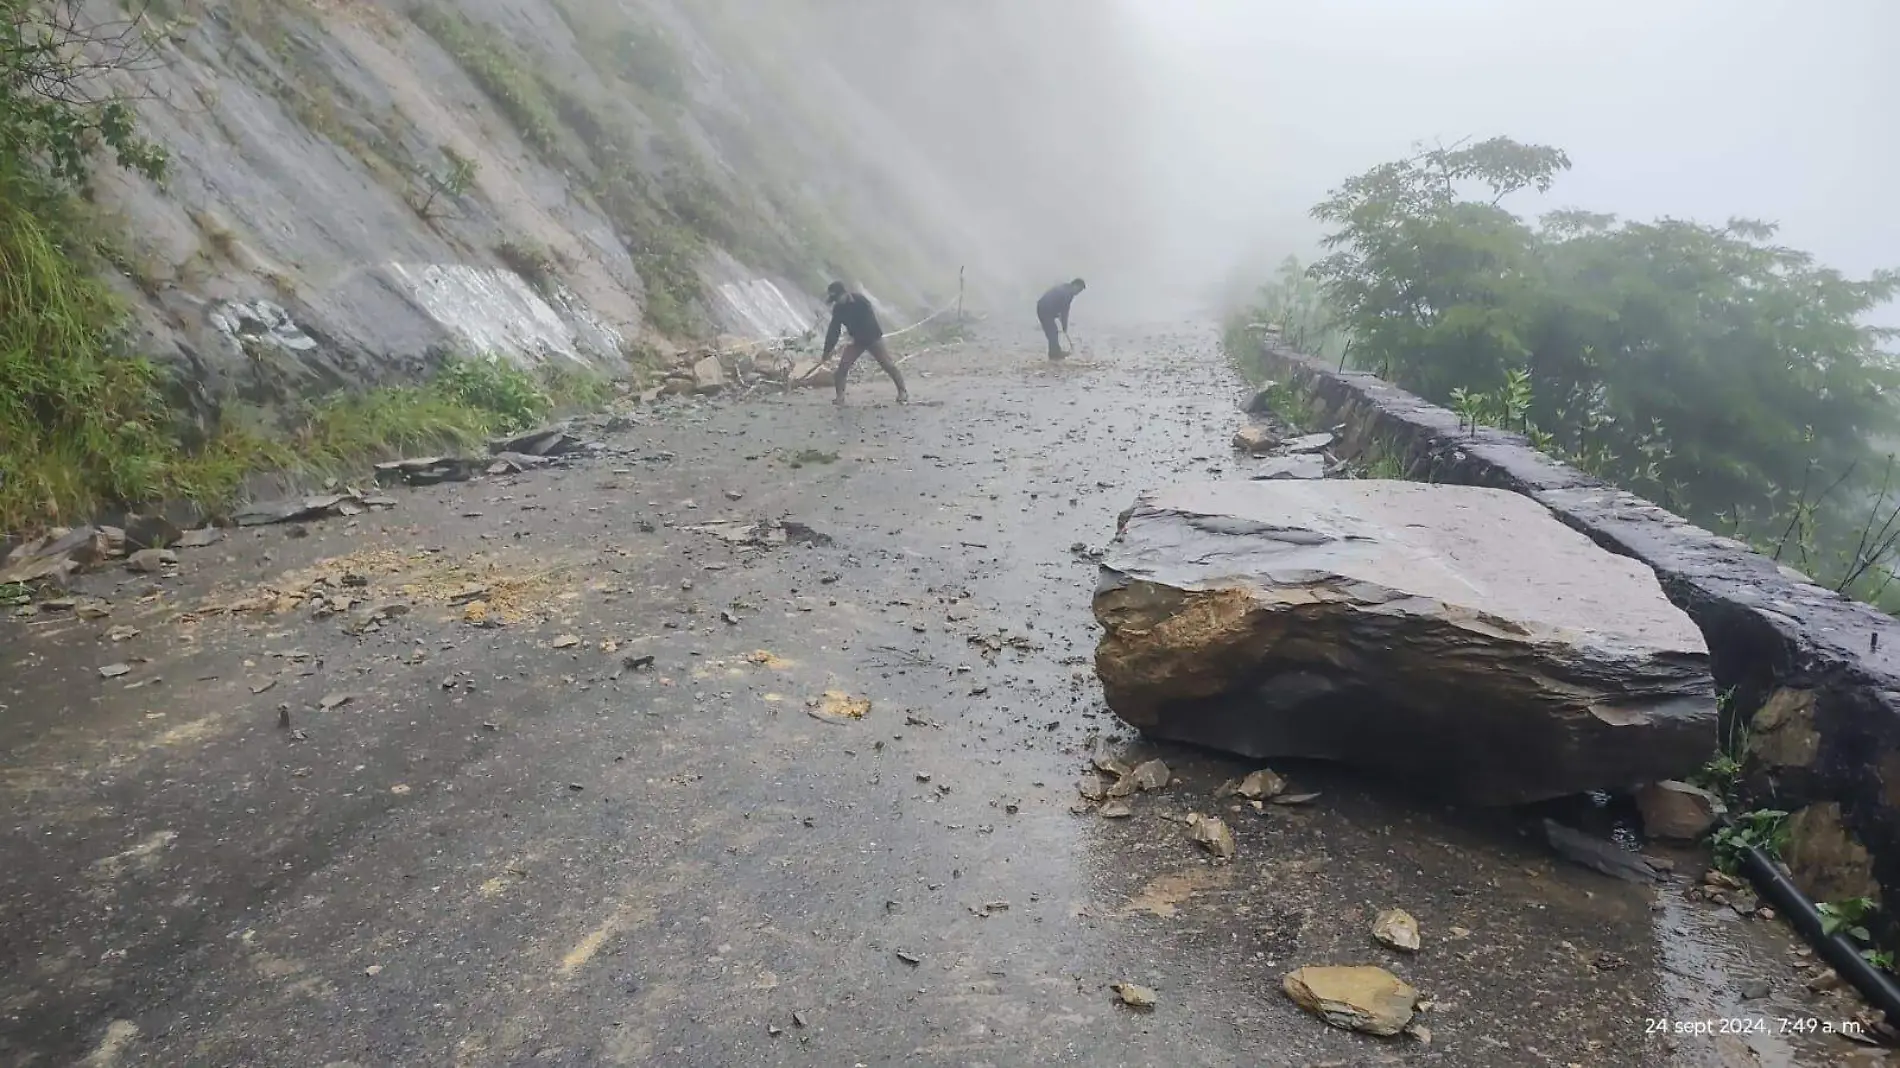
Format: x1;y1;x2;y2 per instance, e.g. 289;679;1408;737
0;324;1881;1067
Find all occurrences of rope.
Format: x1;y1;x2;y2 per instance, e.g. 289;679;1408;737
788;293;970;383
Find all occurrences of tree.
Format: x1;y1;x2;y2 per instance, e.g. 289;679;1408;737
2;0;169;188
1308;136;1900;544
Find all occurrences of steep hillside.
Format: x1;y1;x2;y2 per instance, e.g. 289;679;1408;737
73;0;1000;413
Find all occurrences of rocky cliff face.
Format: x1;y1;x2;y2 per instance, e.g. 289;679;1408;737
79;0;1144;418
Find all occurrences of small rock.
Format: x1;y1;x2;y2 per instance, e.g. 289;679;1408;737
1635;780;1724;841
124;548;178;574
896;949;922;965
1273;791;1321;805
807;691;870;723
319;693;353;711
791;1010;808;1028
551;634;581;649
364;964;383;977
1230;768;1286;801
1128;759;1171;792
176;527;224;549
1187;813;1236;859
1077;774;1108;802
1738;978;1771;1001
1233;425;1278;454
1807;968;1844;994
1100;800;1134;819
1279;431;1336;454
1372;908;1421;953
105;625;139;642
99;663;131;679
1283;965;1418;1037
125;514;183;551
724;489;744;501
1111;982;1157;1009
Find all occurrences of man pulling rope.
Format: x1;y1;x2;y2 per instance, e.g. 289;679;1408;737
820;281;909;406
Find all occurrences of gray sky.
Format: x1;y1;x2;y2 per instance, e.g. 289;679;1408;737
1118;0;1900;308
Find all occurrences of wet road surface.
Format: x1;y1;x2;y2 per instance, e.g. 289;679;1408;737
1;323;1889;1067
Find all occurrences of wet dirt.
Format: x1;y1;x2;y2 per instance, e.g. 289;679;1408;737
1;323;1889;1067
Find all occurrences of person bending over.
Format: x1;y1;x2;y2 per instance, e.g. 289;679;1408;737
1035;278;1087;360
821;281;909;405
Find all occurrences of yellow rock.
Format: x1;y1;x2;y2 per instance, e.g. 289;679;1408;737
1282;965;1417;1036
1372;908;1421;952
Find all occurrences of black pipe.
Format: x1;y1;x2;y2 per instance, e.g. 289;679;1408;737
1726;828;1900;1027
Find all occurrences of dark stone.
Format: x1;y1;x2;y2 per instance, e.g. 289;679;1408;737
1092;480;1716;806
490;423;582;457
1252;343;1900;909
373;456;481;486
124;514;183;551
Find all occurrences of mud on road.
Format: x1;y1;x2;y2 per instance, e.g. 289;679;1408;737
1;324;1885;1067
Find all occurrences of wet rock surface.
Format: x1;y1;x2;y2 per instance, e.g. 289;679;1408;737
1257;343;1900;917
1094;479;1718;805
0;325;1875;1067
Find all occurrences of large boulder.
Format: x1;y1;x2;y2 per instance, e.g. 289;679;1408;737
1092;480;1716;805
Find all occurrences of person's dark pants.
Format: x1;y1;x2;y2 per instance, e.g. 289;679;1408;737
836;336;907;400
1039;313;1063;359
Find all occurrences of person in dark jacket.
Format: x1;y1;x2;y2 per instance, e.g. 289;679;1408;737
821;281;909;405
1035;278;1087;360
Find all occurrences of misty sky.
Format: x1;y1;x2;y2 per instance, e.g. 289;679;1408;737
1120;0;1899;306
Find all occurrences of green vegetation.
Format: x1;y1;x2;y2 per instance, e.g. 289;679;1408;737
412;146;479;220
1711;808;1789;875
493;239;562;299
1230;136;1900;609
1817;897;1895;971
1224;255;1350;373
616;22;686;101
285;357;608;477
411;5;561;156
0;0;627;535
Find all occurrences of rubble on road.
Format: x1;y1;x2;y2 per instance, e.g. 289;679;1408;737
1186;813;1236;859
125;514;182;550
125;548;178;574
684;519;833;549
1220;768;1287;801
1111;982;1157;1009
232;492;394;527
692;355;728;394
1282;965;1418;1036
1278;432;1335;454
374;456;483;486
1543;819;1669;883
1232;425;1278;454
490;422;586;457
1246;454;1326;480
488;452;553;475
1372;909;1421;952
1634;780;1724;841
1093;480;1717;805
807;691;870;723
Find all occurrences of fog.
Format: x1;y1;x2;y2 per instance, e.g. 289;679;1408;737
1122;0;1900;316
792;0;1897;323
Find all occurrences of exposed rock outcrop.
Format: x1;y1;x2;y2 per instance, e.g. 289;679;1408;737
1093;480;1717;805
